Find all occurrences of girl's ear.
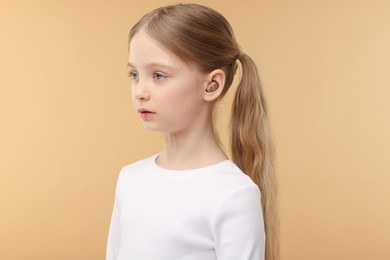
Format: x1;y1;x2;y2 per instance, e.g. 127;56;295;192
203;69;226;102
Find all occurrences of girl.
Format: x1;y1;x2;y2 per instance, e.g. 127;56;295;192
107;4;278;260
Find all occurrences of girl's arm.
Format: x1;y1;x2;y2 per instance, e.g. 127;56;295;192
211;184;265;260
106;168;124;260
106;194;121;260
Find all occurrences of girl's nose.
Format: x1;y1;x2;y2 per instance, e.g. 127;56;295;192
133;81;151;101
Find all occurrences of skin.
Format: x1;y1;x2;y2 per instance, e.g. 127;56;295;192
128;30;228;170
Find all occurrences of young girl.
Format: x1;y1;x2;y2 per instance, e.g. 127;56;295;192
107;4;278;260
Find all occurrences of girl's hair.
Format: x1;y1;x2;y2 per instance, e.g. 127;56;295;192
128;4;279;260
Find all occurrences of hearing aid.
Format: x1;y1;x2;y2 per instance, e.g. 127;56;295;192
206;81;218;92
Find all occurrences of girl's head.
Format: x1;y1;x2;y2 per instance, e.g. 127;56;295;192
128;4;240;98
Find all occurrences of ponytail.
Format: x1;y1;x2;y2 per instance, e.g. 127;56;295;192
230;53;279;260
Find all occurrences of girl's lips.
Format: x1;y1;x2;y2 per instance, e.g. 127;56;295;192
138;108;154;113
138;108;155;119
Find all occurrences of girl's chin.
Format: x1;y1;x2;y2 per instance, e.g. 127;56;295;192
141;123;163;132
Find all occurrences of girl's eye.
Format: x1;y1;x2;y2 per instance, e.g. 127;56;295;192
128;71;139;80
153;72;167;81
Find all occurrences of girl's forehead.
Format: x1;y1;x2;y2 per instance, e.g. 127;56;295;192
129;31;198;71
129;31;174;61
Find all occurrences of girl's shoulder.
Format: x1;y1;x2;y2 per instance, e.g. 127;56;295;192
204;160;259;197
120;154;156;172
206;157;256;188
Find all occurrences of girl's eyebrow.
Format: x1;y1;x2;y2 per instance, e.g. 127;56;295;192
127;62;173;70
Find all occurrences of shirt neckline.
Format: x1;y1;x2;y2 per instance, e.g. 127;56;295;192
150;154;232;179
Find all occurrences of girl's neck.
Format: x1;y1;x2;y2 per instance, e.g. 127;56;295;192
156;126;228;170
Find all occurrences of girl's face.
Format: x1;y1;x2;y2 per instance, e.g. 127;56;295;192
128;30;210;134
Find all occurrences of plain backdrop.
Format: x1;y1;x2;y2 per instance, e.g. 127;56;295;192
1;0;389;259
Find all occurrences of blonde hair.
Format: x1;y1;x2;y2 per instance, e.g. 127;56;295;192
128;4;279;260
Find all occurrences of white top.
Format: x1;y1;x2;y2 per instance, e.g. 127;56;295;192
106;155;265;260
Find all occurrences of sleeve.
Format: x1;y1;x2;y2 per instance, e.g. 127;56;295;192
106;172;123;260
211;184;265;260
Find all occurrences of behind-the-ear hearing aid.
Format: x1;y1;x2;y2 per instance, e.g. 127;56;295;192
206;81;218;92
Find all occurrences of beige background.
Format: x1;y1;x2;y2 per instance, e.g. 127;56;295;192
1;0;389;259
